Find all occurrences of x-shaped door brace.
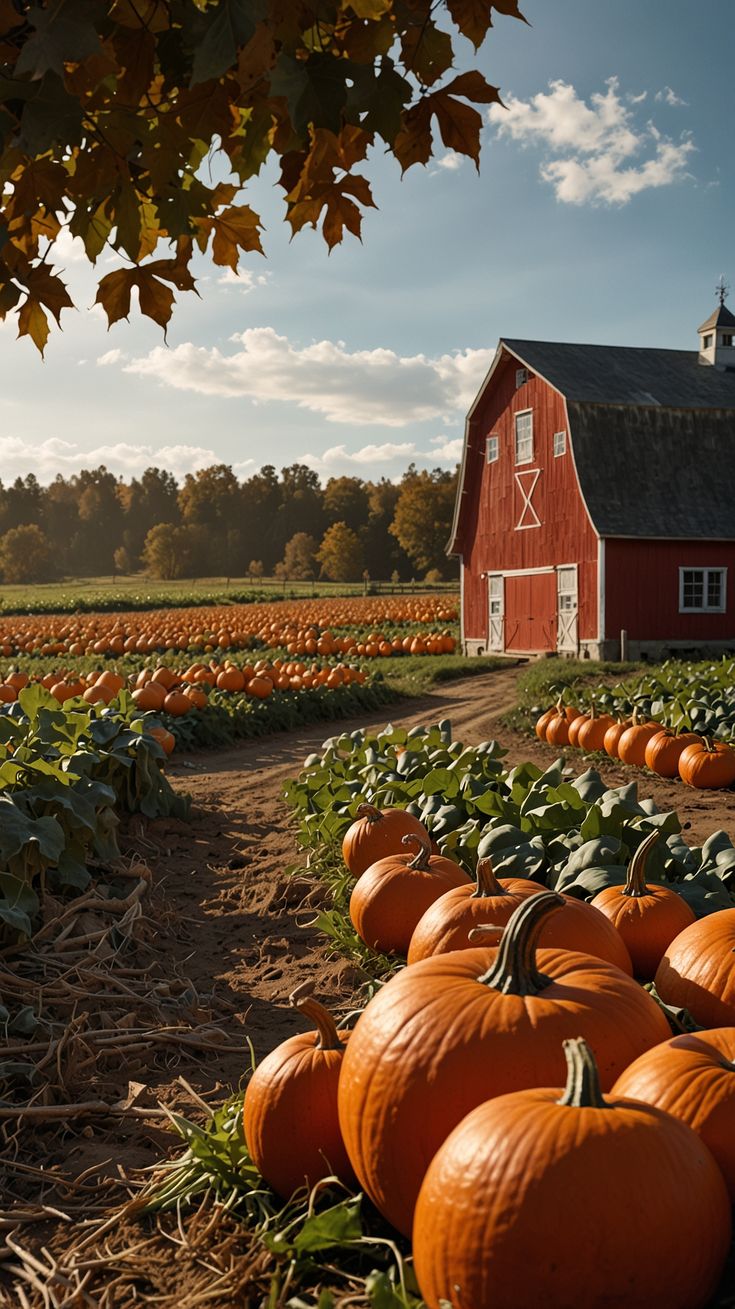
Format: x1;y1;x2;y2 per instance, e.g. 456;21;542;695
515;469;541;529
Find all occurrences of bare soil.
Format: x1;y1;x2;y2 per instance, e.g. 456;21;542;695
2;665;734;1306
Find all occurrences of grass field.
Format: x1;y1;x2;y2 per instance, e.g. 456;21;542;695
0;574;459;614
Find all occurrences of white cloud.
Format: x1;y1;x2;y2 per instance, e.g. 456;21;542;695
488;77;695;205
96;347;125;367
217;266;271;291
0;436;242;483
124;327;492;426
435;152;464;171
48;226;88;265
655;86;688;106
295;437;463;478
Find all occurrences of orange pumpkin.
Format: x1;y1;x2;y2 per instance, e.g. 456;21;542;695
243;985;354;1199
341;803;428;878
132;682;167;712
678;738;735;789
591;830;695;979
655;910;735;1027
617;711;662;767
613;1027;735;1199
645;728;703;778
545;704;581;747
567;712;589;748
349;833;471;956
576;705;615;753
603;717;629;759
147;725;175;756
162;689;192;716
413;1037;731;1309
407;858;541;963
535;706;558;740
337;891;671;1236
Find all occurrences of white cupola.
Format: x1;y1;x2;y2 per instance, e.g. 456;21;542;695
698;278;735;368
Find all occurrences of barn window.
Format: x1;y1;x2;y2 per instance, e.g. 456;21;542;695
515;367;528;388
553;430;567;457
722;334;734;346
703;334;713;349
514;411;533;464
486;435;499;463
679;567;727;613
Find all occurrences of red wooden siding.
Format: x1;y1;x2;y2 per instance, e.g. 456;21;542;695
457;352;598;649
605;539;735;642
504;572;558;651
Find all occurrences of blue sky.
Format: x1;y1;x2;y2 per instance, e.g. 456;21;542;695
1;0;732;485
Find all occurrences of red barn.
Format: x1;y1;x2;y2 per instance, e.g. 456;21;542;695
448;301;735;660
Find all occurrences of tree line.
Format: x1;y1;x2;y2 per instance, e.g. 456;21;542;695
0;464;459;584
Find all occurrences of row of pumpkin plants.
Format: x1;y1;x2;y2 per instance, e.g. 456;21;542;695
149;720;735;1307
0;594;457;658
0;658;402;753
529;655;735;787
0;683;189;950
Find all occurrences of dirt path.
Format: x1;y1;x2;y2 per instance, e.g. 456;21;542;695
4;664;735;1305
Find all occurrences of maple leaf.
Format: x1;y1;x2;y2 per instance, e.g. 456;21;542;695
24;265;73;325
17;296;49;355
429;91;483;168
492;0;529;24
446;0;495;48
401;21;454;88
210;205;264;269
444;70;502;105
393;99;433;173
136;270;175;335
94;266;138;327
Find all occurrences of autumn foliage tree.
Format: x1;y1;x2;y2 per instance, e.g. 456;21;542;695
281;532;318;580
0;1;525;352
317;521;364;582
390;465;457;575
0;522;52;582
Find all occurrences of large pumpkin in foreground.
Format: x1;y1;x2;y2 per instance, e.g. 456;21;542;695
337;892;670;1236
655;909;735;1027
413;1038;730;1309
349;833;470;956
613;1027;735;1199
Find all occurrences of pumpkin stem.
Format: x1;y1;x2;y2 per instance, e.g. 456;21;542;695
356;802;381;824
402;832;432;870
473;857;504;898
623;829;659;898
476;891;563;995
290;984;344;1051
557;1037;608;1110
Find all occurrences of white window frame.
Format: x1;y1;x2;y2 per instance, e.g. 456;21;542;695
553;430;567;457
678;566;727;614
703;333;713;349
486;434;499;464
515;367;528;388
514;409;533;465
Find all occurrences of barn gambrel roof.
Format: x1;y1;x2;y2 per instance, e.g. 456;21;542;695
449;339;735;551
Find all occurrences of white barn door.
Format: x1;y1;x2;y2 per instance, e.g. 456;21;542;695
488;574;504;651
557;566;578;653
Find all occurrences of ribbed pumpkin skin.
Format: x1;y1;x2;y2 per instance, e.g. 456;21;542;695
413;1085;730;1309
645;729;702;777
408;889;633;975
341;807;428;878
655;911;735;1026
243;1029;354;1199
678;741;735;789
349;851;470;956
337;946;670;1236
612;1028;735;1199
576;713;615;752
407;877;541;964
592;882;694;979
567;714;588;748
604;720;628;758
617;722;661;767
535;707;556;740
545;713;570;746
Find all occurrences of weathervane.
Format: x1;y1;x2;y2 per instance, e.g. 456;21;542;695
716;275;729;306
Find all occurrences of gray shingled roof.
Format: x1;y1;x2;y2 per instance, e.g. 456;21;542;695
503;340;735;539
502;339;735;408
